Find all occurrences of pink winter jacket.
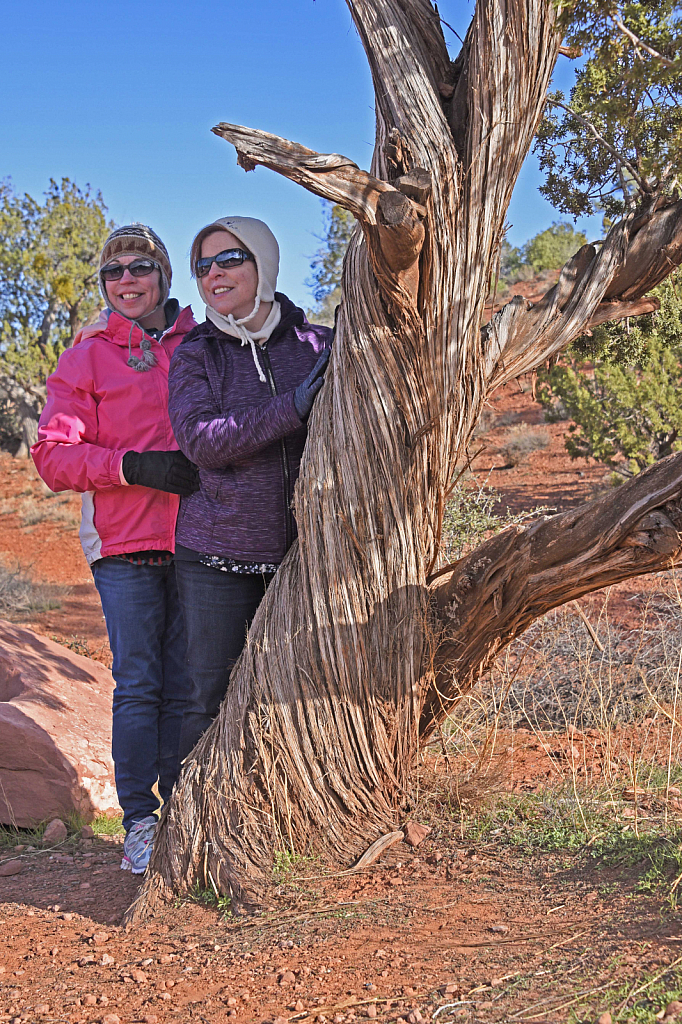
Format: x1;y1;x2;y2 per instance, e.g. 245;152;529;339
31;305;197;564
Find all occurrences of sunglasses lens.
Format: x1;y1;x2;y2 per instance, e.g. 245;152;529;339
195;249;251;278
129;260;157;277
101;264;124;281
101;260;157;281
215;250;245;269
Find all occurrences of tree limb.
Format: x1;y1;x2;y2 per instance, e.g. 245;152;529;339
211;121;428;300
547;99;651;194
485;197;682;386
420;451;682;737
211;122;393;224
614;16;675;67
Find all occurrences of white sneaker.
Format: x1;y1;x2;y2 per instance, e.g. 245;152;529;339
120;815;157;874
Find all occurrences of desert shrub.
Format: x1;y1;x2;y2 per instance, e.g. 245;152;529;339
499;424;550;466
19;495;78;528
523;222;588;272
542;395;569;423
0;561;62;615
439;478;551;566
538;273;682;478
440;481;503;563
494;410;523;428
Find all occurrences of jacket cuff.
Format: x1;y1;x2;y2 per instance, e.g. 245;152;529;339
284;390;305;428
115;451;129;486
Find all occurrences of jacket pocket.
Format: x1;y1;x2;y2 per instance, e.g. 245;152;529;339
203;469;235;504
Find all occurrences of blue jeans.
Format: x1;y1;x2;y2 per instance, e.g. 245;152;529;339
175;561;270;764
92;558;191;831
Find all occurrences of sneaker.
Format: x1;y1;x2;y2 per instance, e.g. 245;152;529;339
120;815;157;874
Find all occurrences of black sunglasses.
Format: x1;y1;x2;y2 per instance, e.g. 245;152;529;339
101;259;158;282
195;248;254;279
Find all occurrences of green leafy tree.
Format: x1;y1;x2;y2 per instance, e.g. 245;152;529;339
307;203;356;326
538;273;682;477
536;1;682;217
0;178;112;453
522;220;588;271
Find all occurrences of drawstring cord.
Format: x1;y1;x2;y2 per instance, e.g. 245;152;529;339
225;297;267;384
126;320;158;372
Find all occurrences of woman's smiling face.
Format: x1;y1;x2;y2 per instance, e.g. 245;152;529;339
199;230;259;320
103;255;162;321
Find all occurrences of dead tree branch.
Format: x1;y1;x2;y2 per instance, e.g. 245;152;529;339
421;452;682;736
484;196;682;386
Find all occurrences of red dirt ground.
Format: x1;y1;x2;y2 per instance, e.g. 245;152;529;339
1;383;681;1023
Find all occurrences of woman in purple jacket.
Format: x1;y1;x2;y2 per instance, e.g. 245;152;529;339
168;217;332;762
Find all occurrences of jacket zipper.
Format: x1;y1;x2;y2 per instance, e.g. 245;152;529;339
260;344;293;552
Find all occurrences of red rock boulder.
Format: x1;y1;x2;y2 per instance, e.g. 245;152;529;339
0;620;119;826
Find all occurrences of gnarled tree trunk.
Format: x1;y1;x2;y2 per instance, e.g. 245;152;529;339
130;0;682;918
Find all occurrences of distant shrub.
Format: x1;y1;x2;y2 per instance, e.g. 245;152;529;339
20;495;78;529
499;425;550;466
495;410;523;428
0;561;62;615
537;273;682;479
543;397;569;423
522;221;588;272
438;479;552;567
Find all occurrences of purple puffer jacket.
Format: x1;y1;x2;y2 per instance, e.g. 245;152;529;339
168;293;332;563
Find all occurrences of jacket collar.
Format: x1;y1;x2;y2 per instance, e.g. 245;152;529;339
101;303;196;347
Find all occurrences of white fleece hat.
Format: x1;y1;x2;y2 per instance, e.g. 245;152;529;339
190;216;280;306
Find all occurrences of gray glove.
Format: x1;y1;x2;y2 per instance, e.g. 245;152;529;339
293;349;330;420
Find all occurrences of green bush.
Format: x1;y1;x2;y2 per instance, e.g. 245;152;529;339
538;273;682;478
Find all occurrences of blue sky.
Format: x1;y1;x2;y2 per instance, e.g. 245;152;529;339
1;1;599;312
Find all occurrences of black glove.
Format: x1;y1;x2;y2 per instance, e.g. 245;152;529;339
121;450;201;496
293;348;331;420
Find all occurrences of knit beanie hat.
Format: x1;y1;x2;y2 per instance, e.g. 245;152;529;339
99;223;172;307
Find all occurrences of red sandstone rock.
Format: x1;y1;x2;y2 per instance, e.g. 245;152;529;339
402;821;430;847
0;620;119;827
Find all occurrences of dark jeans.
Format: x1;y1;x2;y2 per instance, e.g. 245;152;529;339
175;561;270;763
92;558;191;831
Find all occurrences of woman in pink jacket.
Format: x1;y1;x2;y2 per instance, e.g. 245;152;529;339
32;224;198;874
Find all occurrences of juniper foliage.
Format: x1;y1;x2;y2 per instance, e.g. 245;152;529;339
538;274;682;478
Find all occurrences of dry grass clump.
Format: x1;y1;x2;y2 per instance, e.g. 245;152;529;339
499;424;550;466
487;576;682;734
19;494;79;529
0;561;63;616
